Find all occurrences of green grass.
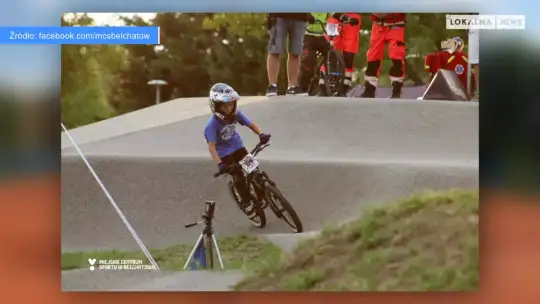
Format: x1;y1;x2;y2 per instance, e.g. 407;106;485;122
233;189;479;291
61;234;283;273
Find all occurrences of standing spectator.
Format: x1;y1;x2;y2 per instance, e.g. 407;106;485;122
265;13;312;97
296;13;361;97
468;28;479;100
360;13;407;98
296;13;330;96
319;13;361;96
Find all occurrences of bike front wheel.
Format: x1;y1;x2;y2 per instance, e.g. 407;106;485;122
228;181;267;228
323;49;346;97
264;184;303;233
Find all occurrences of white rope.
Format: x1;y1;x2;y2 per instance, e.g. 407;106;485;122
61;123;160;270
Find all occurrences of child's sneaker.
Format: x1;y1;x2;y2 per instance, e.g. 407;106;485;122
242;201;256;218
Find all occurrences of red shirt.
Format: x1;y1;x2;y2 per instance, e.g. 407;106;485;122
425;52;441;74
441;51;469;90
370;13;406;24
424;50;469;90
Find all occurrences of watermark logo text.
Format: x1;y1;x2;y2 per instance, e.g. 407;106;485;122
446;15;525;30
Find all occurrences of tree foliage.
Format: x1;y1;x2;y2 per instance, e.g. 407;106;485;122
61;13;467;128
61;13;128;128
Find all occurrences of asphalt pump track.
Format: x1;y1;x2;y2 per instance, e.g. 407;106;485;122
61;96;478;291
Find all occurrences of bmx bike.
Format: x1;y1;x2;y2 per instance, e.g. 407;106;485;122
306;19;353;97
213;142;304;233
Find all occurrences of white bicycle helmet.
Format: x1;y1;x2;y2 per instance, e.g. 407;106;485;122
208;83;240;121
442;36;464;54
452;36;465;52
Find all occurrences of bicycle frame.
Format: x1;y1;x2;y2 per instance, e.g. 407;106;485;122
215;142;302;232
242;144;275;190
313;19;347;74
214;143;275;191
306;19;349;95
230;146;274;208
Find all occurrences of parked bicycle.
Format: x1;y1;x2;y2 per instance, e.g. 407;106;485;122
306;19;352;97
214;142;303;233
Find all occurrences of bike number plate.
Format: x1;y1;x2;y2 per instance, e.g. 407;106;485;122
239;153;259;174
325;23;339;36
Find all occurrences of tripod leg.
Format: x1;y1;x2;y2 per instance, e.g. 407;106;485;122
182;233;204;270
212;234;225;270
206;234;214;269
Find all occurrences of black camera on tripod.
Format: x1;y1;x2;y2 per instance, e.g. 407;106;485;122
183;200;224;270
205;200;215;220
184;200;216;229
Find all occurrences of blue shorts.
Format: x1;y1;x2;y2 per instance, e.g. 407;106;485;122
268;18;307;55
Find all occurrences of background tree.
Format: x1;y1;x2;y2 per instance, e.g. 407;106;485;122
61;13;468;128
61;13;127;128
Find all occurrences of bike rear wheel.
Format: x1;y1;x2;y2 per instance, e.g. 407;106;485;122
228;181;267;228
264;184;303;233
323;49;346;96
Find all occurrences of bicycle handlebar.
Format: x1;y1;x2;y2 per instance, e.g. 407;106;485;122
213;142;270;178
306;18;351;35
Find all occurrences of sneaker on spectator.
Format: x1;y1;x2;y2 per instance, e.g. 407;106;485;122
286;86;303;95
266;84;278;97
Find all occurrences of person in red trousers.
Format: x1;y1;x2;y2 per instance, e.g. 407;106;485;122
360;13;407;98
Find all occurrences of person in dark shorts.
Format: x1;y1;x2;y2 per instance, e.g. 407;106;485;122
204;83;271;218
265;13;313;97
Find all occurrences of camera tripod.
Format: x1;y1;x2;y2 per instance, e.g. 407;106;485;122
182;200;225;270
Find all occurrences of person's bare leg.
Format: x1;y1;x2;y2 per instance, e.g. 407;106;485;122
267;54;280;85
287;52;300;87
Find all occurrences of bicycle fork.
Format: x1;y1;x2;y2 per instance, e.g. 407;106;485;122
254;173;284;218
249;175;268;209
319;46;343;95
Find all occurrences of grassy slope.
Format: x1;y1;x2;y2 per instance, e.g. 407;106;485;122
234;189;479;291
61;234;282;273
62;189;479;291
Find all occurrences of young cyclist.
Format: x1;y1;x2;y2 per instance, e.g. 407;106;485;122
297;13;361;96
320;13;361;97
204;83;272;218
